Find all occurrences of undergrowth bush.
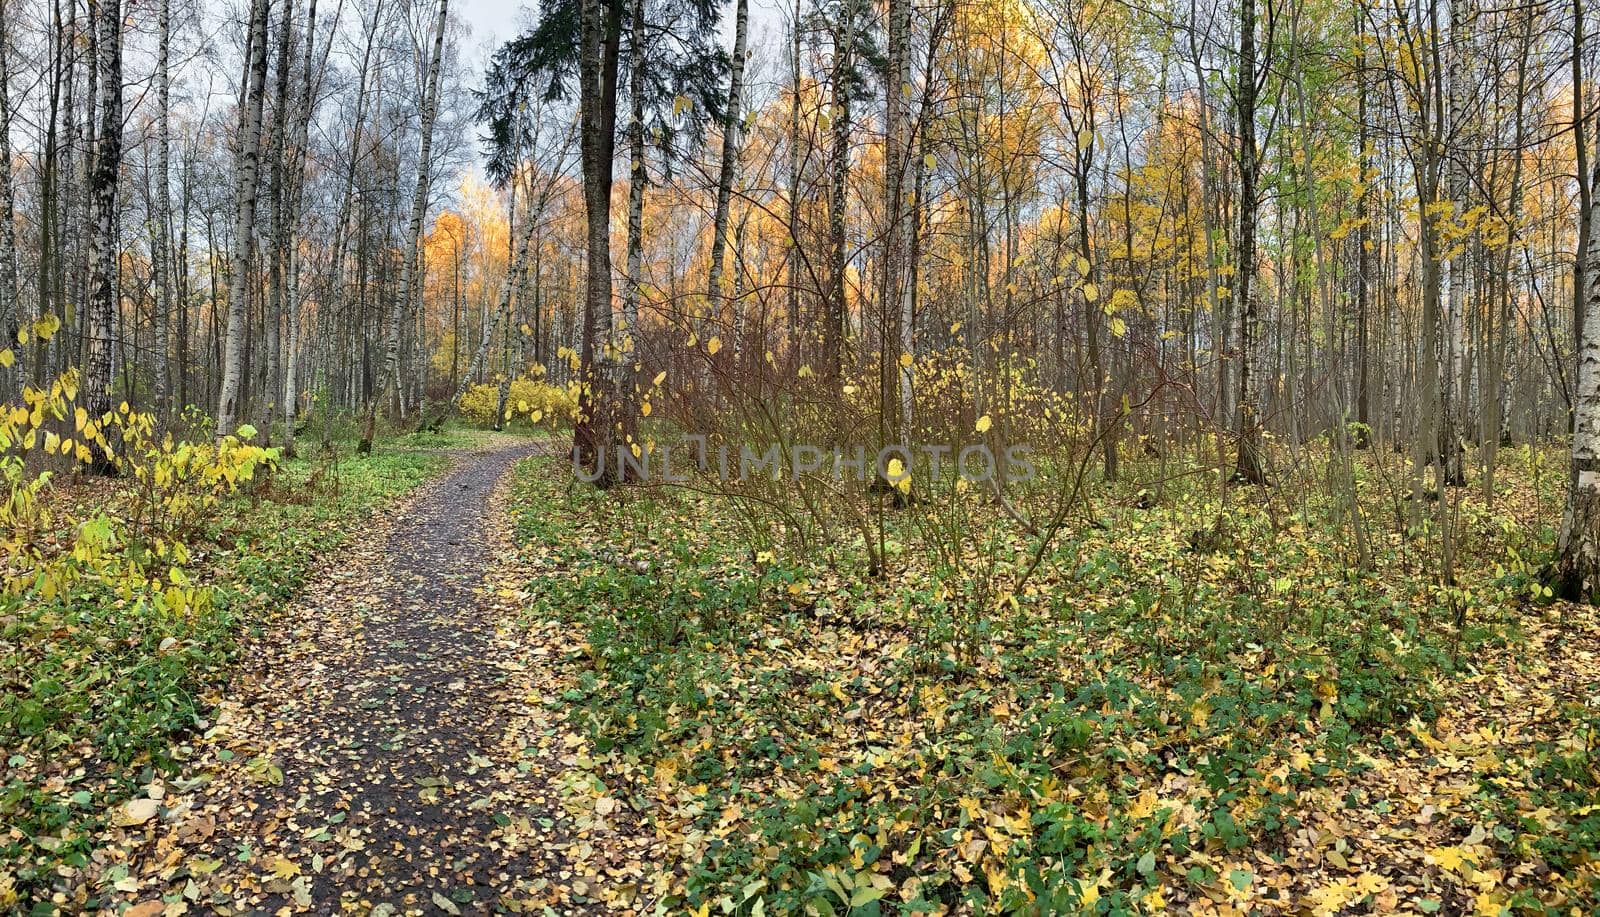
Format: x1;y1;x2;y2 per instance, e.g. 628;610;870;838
0;367;452;899
458;374;576;429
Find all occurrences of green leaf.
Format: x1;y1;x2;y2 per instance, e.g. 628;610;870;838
849;886;885;907
1137;850;1156;876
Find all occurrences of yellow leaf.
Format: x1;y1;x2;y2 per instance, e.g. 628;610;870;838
1428;845;1473;874
975;415;992;434
641;401;652;417
886;457;911;495
1083;283;1099;303
706;337;722;356
653;370;667;386
899;352;913;368
0;349;12;368
1110;317;1127;337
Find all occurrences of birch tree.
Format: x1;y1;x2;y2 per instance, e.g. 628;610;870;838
216;0;270;439
84;0;123;470
364;0;449;453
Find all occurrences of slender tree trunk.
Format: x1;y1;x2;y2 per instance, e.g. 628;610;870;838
282;0;319;457
149;0;173;413
1555;151;1600;599
571;0;621;483
1576;0;1591;372
823;0;856;390
449;214;538;411
1232;0;1266;484
216;0;270;439
618;0;647;446
84;0;123;472
1354;5;1371;447
0;0;18;372
263;0;295;445
363;0;448;452
786;0;803;363
705;0;749;301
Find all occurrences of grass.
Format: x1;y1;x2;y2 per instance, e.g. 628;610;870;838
503;444;1598;914
0;427;475;902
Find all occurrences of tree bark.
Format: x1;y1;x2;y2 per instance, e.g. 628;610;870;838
216;0;270;440
571;0;622;484
364;0;449;452
1555;152;1600;599
1232;0;1266;484
0;0;18;373
84;0;123;472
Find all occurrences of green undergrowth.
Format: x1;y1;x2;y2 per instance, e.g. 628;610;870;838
1;432;459;902
505;448;1584;913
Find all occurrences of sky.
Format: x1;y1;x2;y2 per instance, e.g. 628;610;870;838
452;0;786;66
455;0;538;52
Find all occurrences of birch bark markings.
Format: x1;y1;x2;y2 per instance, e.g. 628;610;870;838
85;0;123;467
0;0;17;361
216;0;270;440
621;0;647;435
365;0;449;452
1556;149;1600;598
1232;0;1267;485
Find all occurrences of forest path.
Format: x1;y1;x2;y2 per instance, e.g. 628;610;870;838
98;440;611;915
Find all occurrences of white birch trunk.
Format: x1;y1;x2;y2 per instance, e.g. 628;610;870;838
85;0;122;465
378;0;448;428
216;0;270;439
705;0;748;301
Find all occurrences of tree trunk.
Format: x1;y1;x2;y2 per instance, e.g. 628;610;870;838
0;0;18;377
705;0;749;302
1555;153;1600;599
216;0;270;440
823;0;856;390
1232;0;1266;484
571;0;621;484
84;0;122;472
281;0;320;457
364;0;448;453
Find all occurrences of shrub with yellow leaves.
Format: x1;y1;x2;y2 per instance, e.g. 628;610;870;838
2;366;279;767
458;376;577;428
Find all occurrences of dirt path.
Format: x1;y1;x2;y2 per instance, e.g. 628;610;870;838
90;442;610;915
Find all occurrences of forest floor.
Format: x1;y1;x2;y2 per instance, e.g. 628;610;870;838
493;449;1600;916
13;439;1600;915
22;436;635;915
